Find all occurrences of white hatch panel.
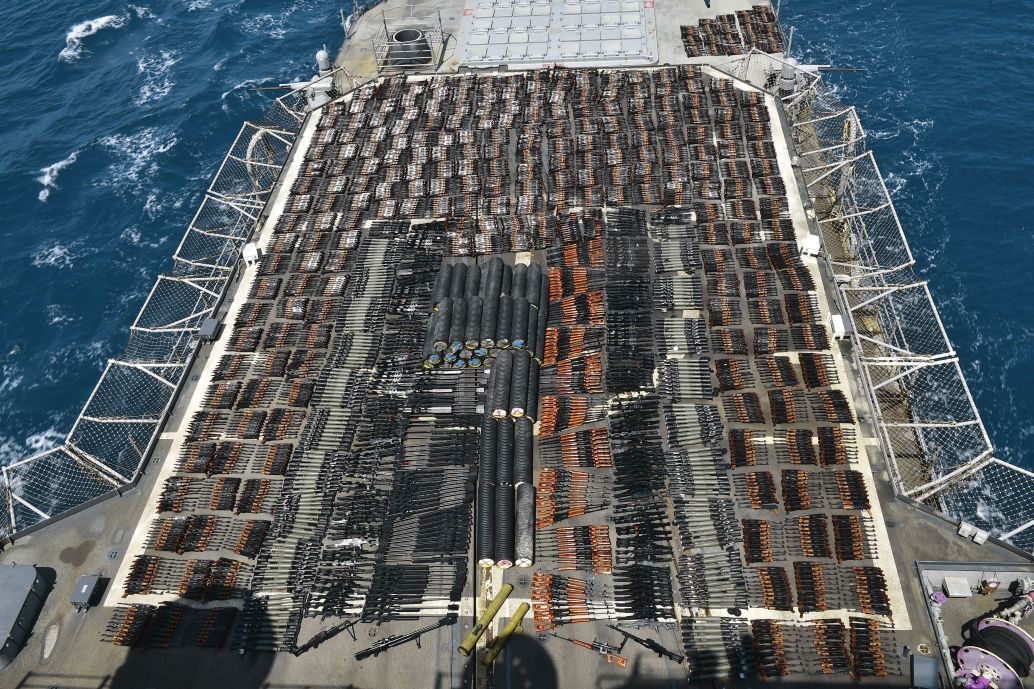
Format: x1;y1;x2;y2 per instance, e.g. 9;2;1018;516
459;0;657;68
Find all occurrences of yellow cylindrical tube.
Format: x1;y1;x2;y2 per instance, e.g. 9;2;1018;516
481;602;530;666
458;583;513;656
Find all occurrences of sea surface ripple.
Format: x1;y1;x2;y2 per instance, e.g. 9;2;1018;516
1;1;1032;473
0;0;342;466
786;0;1034;468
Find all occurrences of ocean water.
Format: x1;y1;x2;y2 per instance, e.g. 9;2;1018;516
784;0;1034;469
1;1;1032;472
0;1;343;466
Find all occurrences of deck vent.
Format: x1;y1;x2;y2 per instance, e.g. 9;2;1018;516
371;6;444;72
387;28;432;66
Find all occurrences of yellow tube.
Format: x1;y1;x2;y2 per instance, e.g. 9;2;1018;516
458;583;513;656
481;602;530;666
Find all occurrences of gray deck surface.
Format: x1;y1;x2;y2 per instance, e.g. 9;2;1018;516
3;471;1026;689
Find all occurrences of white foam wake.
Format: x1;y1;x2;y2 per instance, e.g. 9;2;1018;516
59;14;128;61
36;151;80;202
31;242;79;269
127;5;155;19
98;126;177;184
0;425;64;472
135;49;180;105
24;427;64;454
219;78;266;112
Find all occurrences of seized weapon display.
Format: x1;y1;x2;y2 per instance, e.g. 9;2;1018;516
607;625;685;664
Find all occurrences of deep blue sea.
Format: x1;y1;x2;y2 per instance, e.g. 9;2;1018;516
784;0;1034;470
0;1;1032;472
0;1;343;465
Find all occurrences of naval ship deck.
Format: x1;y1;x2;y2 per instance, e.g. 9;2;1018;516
2;2;1033;689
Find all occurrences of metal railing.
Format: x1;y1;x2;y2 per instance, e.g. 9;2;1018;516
722;49;1034;551
0;0;376;539
370;5;444;73
0;95;309;540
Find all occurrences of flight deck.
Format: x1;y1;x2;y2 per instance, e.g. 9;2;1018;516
2;2;1034;689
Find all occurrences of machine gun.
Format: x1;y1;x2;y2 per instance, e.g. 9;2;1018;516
292;618;358;656
547;632;627;667
354;617;456;661
607;625;685;664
